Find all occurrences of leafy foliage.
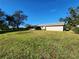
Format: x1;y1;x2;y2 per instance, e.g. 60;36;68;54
72;27;79;34
13;10;27;29
34;26;41;30
0;9;9;30
0;9;27;31
59;6;79;30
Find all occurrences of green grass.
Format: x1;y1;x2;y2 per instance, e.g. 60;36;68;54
0;30;79;59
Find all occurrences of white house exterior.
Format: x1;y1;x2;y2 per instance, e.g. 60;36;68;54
41;26;46;30
38;22;64;31
45;25;64;31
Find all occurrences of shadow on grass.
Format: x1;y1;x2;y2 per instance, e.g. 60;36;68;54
16;31;32;34
0;29;29;34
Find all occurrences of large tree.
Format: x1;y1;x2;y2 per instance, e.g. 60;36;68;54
0;9;9;30
12;10;27;29
59;6;79;30
6;15;16;29
0;9;28;31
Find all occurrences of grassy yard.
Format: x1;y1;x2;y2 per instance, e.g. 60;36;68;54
0;30;79;59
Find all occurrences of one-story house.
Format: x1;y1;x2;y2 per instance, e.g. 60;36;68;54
38;22;64;31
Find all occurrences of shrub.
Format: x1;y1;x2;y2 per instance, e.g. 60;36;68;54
73;27;79;34
35;26;41;30
64;24;71;31
26;25;33;30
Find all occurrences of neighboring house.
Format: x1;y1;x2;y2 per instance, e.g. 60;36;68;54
38;22;64;31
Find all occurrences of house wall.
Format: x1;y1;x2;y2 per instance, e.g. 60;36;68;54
41;26;46;30
45;26;64;31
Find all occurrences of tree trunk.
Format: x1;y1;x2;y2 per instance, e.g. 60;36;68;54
17;24;19;30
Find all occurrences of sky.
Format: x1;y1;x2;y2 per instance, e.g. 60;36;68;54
0;0;79;25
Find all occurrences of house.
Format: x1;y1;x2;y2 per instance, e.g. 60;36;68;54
38;22;64;31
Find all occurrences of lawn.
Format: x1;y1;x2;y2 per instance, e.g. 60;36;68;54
0;30;79;59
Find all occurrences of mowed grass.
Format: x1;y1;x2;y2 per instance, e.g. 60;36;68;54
0;30;79;59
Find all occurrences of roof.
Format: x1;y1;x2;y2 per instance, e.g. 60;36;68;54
37;22;64;27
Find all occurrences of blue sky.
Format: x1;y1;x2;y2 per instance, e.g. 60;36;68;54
0;0;79;25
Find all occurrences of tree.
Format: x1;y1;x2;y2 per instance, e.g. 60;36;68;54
69;7;79;26
59;17;73;30
0;9;9;30
59;7;79;30
59;18;64;22
0;20;9;30
0;9;28;32
69;8;77;18
12;10;27;29
6;15;16;29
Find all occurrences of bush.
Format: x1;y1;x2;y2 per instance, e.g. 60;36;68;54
73;27;79;34
26;25;33;30
64;24;71;31
35;26;41;30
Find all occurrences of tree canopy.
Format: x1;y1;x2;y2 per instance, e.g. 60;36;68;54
0;9;27;31
59;6;79;30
